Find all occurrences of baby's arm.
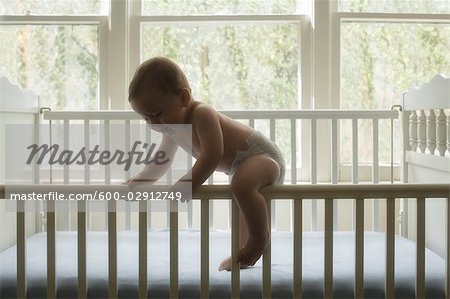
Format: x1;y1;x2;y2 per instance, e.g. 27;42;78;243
125;134;178;185
180;105;223;192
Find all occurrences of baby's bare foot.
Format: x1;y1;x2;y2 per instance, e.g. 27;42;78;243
218;231;270;272
218;256;233;272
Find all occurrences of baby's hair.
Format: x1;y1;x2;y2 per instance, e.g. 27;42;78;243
128;56;191;101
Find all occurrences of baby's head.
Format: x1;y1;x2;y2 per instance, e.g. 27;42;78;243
128;57;192;125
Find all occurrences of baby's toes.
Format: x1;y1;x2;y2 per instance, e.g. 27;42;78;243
218;256;232;271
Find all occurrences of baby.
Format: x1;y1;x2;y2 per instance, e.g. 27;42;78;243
125;56;286;271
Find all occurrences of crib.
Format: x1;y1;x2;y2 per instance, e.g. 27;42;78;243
0;74;449;299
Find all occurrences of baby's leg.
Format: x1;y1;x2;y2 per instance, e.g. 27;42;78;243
218;154;280;271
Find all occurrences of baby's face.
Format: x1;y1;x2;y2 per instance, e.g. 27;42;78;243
130;88;185;128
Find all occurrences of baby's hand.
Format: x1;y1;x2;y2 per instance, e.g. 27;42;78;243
170;181;192;203
122;173;155;188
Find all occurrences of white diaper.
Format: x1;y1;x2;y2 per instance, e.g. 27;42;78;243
228;130;285;185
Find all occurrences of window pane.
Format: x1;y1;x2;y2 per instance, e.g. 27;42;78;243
0;0;109;15
141;23;300;110
142;0;311;15
340;22;450;164
339;0;450;14
0;25;99;109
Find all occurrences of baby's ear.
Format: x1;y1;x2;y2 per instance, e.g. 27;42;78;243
180;88;191;105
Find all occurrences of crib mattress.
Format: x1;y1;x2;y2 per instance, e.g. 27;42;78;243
0;229;446;299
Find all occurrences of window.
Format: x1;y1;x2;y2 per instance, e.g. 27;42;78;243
339;0;450;14
336;0;450;166
142;0;306;15
5;1;447;180
0;0;107;109
134;0;311;110
0;24;100;110
141;22;300;110
0;0;108;15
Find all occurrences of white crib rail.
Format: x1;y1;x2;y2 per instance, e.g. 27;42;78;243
2;183;449;299
41;109;399;235
403;74;450;161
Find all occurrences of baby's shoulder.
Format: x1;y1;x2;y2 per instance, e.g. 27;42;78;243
190;101;220;120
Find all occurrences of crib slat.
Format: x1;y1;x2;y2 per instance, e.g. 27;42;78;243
201;198;210;299
17;200;26;299
145;126;152;229
418;110;427;153
386;197;395;298
311;118;318;232
263;197;272;299
351;118;359;231
355;198;364;299
84;120;90;184
372;118;379;183
104;120;111;184
125;120;131;230
331;118;338;184
372;118;380;231
249;118;254;128
331;119;339;231
446;197;450;299
167;164;173;230
170;202;179;299
409;110;418;152
324;198;333;298
231;198;240;298
311;118;317;184
269;119;276;231
108;200;117;299
446;113;450;156
77;201;87;299
291;118;297;184
47;200;56;299
105;120;111;231
436;109;446;156
427;110;437;155
293;197;303;299
84;119;91;230
139;200;148;299
188;153;194;230
64;120;69;185
352;118;358;183
33;116;41;232
416;197;426;299
64;119;70;231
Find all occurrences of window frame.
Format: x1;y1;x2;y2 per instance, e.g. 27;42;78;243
0;14;109;110
127;0;311;110
330;2;450;182
128;0;313;179
4;1;448;182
